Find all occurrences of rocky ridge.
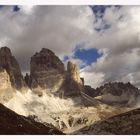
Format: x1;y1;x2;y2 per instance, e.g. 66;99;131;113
25;48;84;97
0;68;14;103
94;82;140;106
1;46;140;135
0;47;25;89
74;107;140;135
0;103;63;135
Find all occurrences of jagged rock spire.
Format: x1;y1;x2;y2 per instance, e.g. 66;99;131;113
0;47;25;89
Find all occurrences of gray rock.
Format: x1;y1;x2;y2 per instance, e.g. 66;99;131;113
0;47;25;89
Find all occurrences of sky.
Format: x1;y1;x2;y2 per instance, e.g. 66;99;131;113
0;5;140;88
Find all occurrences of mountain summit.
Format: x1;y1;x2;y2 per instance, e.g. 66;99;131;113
0;46;140;135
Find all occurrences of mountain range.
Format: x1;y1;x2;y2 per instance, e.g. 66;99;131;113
0;46;140;134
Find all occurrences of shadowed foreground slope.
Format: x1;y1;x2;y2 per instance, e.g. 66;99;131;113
0;104;63;135
74;108;140;135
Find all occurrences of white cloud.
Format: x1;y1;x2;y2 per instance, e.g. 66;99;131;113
0;6;95;72
82;6;140;88
1;5;140;89
80;71;104;88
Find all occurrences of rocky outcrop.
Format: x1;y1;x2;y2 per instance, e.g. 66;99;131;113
67;61;82;84
0;47;25;89
27;48;84;97
75;108;140;135
62;61;84;96
29;48;65;92
0;68;11;89
0;68;14;103
84;85;97;97
94;82;140;106
0;103;63;135
30;48;65;77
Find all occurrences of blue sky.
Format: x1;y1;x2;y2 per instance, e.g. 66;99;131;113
62;5;117;68
74;48;102;66
63;47;103;68
2;5;140;88
0;5;121;70
5;5;107;69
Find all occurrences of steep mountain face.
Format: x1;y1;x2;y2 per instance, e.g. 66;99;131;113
29;48;65;90
1;46;140;135
0;103;63;135
25;48;84;97
74;107;140;135
0;47;25;89
62;61;84;96
84;85;96;97
94;82;140;106
0;68;14;103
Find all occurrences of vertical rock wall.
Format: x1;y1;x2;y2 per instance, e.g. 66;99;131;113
0;47;25;89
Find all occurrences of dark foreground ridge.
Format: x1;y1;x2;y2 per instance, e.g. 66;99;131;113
0;104;64;135
74;108;140;135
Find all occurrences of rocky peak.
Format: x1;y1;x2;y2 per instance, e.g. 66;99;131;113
97;82;139;96
30;48;65;77
0;68;11;89
95;82;140;106
29;48;65;89
0;47;12;57
61;61;84;96
0;67;14;103
67;61;82;84
29;50;84;97
0;47;25;89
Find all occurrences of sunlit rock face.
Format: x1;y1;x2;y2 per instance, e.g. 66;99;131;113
0;68;14;103
0;47;25;89
29;48;65;93
0;68;11;89
27;48;84;97
62;61;84;97
67;61;82;84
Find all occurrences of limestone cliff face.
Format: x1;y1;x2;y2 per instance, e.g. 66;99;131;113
67;61;82;85
1;47;84;97
0;68;11;89
0;47;25;89
30;48;65;77
29;48;65;92
0;68;14;103
27;48;84;97
62;61;84;96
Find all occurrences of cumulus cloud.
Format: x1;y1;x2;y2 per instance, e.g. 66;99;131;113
1;5;140;89
81;6;140;88
0;5;94;72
